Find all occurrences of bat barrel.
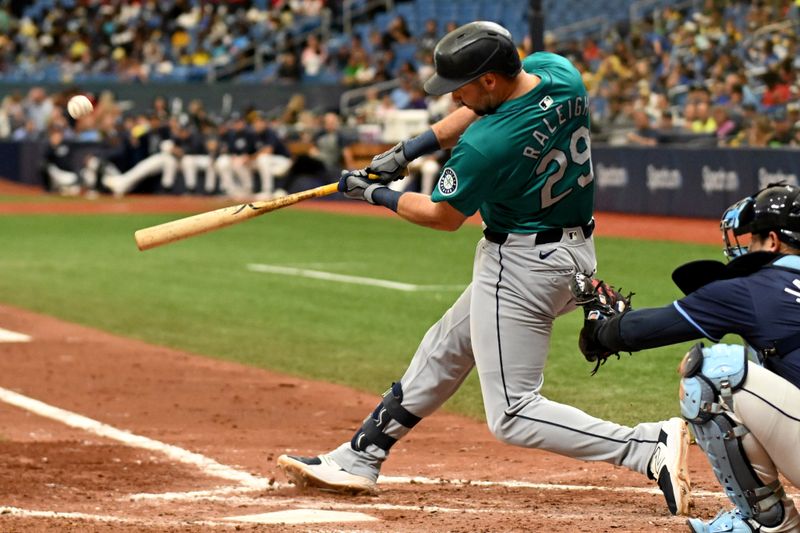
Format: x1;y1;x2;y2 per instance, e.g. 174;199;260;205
134;182;340;251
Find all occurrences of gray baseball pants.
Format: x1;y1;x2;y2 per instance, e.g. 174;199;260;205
331;228;662;480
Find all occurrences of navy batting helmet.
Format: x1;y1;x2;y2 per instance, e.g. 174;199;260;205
721;183;800;257
423;21;522;96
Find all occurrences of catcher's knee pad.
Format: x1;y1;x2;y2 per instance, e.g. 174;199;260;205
350;382;421;452
680;344;785;527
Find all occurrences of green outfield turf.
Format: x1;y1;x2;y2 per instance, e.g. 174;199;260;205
0;209;725;425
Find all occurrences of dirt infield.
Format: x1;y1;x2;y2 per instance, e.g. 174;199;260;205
1;183;784;532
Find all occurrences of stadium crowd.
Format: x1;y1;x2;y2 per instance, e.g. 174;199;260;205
0;0;328;82
0;0;798;197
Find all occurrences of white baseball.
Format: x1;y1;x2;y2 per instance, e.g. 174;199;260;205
67;95;93;119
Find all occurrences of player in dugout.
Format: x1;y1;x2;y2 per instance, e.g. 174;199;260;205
278;20;691;518
573;183;800;532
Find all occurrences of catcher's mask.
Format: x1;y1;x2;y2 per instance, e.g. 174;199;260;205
721;183;800;259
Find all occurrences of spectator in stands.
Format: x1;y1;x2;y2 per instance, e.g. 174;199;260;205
768;107;795;147
689;101;717;134
24;87;53;134
355;87;382;125
382;15;411;50
389;77;413;110
602;97;636;145
342;48;373;86
788;102;800;132
406;85;428;111
0;93;25;139
310;112;353;176
626;110;660;146
152;96;170;120
277;51;302;82
12;118;40;140
735;115;775;148
300;34;328;78
581;37;602;69
280;94;307;128
655;110;680;140
711;105;738;144
761;70;792;109
375;93;397;124
73;113;103;142
418;19;439;56
596;42;636;83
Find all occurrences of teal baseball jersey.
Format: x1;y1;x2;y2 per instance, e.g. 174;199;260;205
431;52;594;233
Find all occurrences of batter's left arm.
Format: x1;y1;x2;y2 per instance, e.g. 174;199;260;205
431;107;479;149
338;172;467;231
396;193;467;231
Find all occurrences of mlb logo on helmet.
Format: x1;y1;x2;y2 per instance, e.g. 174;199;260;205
438;168;458;195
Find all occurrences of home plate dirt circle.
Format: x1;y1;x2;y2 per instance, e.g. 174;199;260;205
0;303;755;532
0;190;785;531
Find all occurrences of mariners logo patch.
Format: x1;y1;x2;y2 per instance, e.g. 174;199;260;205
438;168;458;196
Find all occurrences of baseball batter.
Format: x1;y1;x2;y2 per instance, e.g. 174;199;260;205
278;21;689;516
577;184;800;532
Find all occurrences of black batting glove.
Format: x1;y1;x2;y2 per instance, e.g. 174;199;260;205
338;169;387;204
366;142;408;184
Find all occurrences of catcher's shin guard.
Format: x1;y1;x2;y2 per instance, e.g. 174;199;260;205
351;382;421;452
680;344;785;528
687;509;758;533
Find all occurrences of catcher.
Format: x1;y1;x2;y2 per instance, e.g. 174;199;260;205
573;184;800;532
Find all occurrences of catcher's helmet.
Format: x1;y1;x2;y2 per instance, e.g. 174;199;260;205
721;183;800;258
423;21;522;96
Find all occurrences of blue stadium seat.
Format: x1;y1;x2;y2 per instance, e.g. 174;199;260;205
393;42;418;66
396;3;416;20
374;12;393;31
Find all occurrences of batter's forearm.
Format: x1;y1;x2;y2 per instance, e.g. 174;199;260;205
396;193;466;231
431;107;479;149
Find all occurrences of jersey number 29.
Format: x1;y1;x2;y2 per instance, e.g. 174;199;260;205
537;126;594;208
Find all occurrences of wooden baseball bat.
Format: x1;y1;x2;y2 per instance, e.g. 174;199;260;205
134;182;340;251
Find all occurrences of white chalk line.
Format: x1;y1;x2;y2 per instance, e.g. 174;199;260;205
4;385;797;525
0;326;31;342
0;506;237;528
133;474;796;503
247;263;465;292
0;386;267;489
130;485;263;501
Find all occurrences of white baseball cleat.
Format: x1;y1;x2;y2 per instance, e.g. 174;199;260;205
649;417;691;516
277;454;376;495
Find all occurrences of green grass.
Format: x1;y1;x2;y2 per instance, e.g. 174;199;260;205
0;210;721;426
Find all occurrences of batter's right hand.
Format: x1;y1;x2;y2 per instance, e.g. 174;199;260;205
338;169;385;204
366;142;408;183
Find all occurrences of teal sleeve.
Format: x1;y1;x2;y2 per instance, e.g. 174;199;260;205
430;142;497;216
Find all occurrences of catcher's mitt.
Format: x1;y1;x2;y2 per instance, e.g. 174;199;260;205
570;273;634;375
